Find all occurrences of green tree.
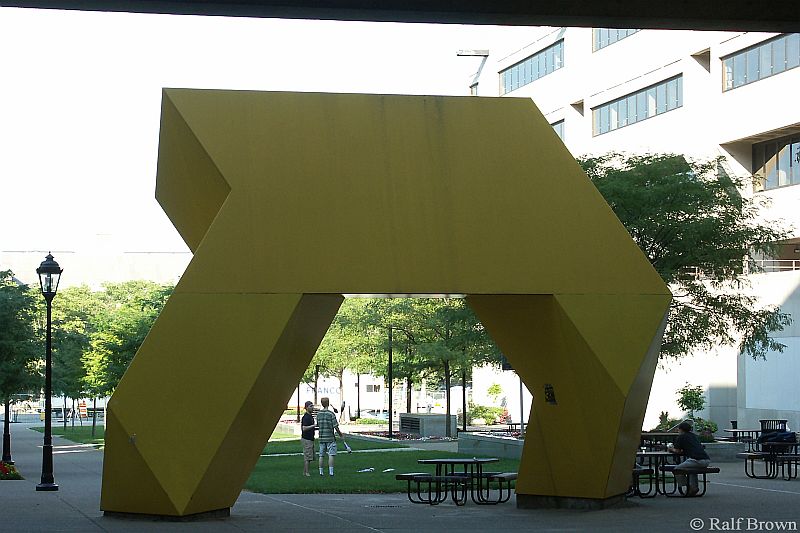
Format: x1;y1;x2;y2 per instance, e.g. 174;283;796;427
676;382;705;419
91;281;173;391
0;270;40;462
581;153;792;360
51;286;97;429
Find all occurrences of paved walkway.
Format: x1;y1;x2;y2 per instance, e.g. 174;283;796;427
2;424;799;532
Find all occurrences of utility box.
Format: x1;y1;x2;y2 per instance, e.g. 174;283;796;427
399;413;457;437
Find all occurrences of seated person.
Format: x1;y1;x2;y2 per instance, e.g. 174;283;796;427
668;421;711;496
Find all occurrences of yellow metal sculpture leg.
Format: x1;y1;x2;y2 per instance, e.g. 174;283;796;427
101;89;670;516
467;294;669;507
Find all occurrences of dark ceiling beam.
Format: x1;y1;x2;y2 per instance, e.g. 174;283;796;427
2;0;799;32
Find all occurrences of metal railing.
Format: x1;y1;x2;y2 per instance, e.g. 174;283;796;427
746;259;800;274
683;259;800;280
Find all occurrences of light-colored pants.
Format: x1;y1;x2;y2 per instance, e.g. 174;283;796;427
319;441;337;457
675;458;711;489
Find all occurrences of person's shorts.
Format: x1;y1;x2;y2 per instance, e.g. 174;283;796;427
319;441;337;457
301;438;314;461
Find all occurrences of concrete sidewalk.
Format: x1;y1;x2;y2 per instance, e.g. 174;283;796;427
1;424;799;532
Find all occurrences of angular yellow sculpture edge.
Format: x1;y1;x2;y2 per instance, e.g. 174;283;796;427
101;89;671;516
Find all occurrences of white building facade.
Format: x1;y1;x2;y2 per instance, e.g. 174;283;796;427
469;27;800;431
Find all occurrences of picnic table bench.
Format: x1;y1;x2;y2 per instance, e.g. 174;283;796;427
396;458;516;506
660;465;721;497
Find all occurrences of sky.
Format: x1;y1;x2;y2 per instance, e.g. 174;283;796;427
0;7;535;253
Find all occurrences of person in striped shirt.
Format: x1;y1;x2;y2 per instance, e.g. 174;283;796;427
317;397;344;476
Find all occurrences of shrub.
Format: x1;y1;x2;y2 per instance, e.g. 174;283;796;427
652;411;682;431
459;402;506;425
692;417;718;442
0;462;23;480
352;417;386;425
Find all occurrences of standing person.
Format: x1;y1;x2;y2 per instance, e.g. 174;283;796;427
317;397;344;476
300;401;316;477
669;421;711;496
340;400;347;423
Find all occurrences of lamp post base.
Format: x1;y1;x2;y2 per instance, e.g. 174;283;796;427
36;483;59;491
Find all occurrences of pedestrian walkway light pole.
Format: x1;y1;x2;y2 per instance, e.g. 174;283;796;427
36;253;62;492
388;325;393;440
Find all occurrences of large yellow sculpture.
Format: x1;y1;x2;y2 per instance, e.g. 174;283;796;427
101;89;671;516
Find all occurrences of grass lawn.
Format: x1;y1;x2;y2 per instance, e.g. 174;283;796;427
262;435;408;455
245;449;520;494
30;424;105;445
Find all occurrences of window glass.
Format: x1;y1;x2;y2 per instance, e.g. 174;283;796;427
764;143;778;190
733;54;746;87
627;95;637;123
778;143;791;186
636;92;647;122
760;43;773;78
609;101;618;131
646;88;656;117
656;83;667;114
600;106;609;134
746;48;760;82
792;140;800;185
551;120;564;140
618;98;628;126
774;39;786;74
666;78;678;110
723;58;734;90
787;34;800;69
554;42;563;69
593;28;637;50
593;76;682;135
538;53;546;77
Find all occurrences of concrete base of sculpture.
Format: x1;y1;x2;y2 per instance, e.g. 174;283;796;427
104;507;230;521
516;494;627;510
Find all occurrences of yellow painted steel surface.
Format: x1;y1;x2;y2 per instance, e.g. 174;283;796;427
101;89;671;515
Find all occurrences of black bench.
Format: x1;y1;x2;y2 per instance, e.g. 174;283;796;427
482;472;517;504
396;473;434;504
630;466;655;498
660;465;720;497
774;454;800;480
736;452;776;479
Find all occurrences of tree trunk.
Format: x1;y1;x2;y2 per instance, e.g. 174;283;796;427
91;398;97;438
63;395;68;431
462;370;467;432
356;373;361;418
444;360;451;438
406;376;413;413
2;398;12;464
338;371;345;422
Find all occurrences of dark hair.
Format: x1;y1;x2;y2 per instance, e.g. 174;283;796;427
678;421;693;432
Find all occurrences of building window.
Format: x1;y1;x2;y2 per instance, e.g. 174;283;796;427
753;134;800;190
499;40;564;95
551;120;565;140
592;75;682;136
593;28;639;51
366;384;381;393
723;33;800;91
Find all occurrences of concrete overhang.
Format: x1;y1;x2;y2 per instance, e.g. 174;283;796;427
1;0;799;32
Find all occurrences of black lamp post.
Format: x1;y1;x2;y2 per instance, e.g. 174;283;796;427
387;326;393;440
36;253;61;492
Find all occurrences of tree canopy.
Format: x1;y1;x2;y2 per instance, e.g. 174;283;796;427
581;153;792;360
0;270;40;402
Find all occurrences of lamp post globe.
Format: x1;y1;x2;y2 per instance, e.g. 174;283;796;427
36;252;62;492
